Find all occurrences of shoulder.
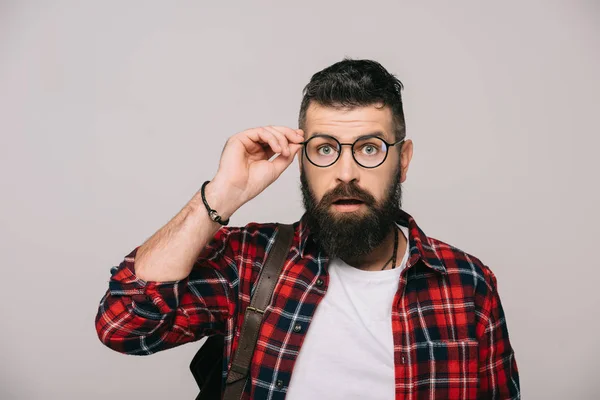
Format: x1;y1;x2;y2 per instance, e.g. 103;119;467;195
221;221;298;299
229;220;280;242
427;236;499;294
217;220;294;257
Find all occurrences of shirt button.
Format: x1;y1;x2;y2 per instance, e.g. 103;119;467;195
276;379;284;389
293;324;302;333
316;278;324;287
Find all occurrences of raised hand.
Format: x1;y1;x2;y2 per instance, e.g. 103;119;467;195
209;126;305;213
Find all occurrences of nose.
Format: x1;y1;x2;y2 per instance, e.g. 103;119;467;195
335;145;360;183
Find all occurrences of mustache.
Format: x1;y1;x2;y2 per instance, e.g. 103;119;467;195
320;182;376;207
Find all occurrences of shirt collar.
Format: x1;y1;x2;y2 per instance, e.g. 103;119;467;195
296;209;447;274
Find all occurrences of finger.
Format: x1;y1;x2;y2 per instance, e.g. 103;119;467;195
261;143;277;160
257;128;285;155
270;126;305;144
263;126;291;156
243;128;283;155
270;145;299;177
289;143;303;159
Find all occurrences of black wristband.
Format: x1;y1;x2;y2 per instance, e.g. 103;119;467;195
201;180;230;226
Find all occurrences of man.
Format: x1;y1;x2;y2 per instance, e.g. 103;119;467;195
95;59;520;399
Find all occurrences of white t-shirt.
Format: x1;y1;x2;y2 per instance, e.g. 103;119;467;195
286;224;410;400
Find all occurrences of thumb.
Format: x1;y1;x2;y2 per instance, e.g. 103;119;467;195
270;144;301;177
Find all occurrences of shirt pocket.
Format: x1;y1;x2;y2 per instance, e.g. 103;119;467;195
414;339;479;400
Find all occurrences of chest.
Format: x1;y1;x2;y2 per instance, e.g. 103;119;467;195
238;256;479;399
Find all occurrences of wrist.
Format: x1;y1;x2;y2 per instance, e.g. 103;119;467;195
201;179;239;222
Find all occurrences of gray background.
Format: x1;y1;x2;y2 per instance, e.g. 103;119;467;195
1;1;598;399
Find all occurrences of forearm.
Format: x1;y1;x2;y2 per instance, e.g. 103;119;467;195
96;249;235;354
134;180;239;282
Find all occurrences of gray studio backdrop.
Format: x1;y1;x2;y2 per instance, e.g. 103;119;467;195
1;1;598;399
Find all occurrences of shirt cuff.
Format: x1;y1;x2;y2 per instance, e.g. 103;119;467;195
108;246;187;318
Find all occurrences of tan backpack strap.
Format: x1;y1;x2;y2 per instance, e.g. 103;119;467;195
223;223;294;400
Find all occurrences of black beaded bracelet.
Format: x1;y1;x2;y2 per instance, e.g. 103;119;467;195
201;180;230;226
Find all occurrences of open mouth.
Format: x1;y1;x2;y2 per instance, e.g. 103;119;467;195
332;198;364;205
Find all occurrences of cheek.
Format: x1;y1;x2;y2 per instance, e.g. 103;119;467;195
302;164;324;200
305;167;340;203
368;183;386;202
365;172;395;203
311;179;329;203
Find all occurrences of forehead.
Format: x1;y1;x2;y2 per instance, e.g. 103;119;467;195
304;102;394;140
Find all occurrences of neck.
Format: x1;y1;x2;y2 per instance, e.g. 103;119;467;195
343;225;406;271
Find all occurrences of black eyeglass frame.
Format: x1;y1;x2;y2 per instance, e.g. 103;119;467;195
300;134;406;169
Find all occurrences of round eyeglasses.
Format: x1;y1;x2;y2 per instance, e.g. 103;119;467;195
300;134;405;168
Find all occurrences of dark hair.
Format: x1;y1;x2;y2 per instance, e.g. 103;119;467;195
298;58;406;140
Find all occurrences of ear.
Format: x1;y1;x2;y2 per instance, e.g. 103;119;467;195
400;139;414;183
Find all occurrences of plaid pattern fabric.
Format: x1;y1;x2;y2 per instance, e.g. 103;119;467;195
95;210;520;399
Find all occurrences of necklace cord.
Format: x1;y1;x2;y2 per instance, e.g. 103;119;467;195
381;228;399;270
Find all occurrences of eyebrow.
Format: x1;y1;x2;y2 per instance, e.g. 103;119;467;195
309;131;389;141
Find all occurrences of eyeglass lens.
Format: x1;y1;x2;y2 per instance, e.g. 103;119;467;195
305;136;389;168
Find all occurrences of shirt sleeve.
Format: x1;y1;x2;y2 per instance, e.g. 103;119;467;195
95;226;240;355
475;269;521;399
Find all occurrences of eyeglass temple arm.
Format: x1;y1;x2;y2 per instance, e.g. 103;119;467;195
390;138;407;146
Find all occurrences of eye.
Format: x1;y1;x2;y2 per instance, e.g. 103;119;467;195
317;144;336;156
359;143;380;156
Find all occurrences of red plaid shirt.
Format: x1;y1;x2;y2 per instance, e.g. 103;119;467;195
95;210;520;399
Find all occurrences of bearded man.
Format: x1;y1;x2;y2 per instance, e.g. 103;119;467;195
96;59;520;400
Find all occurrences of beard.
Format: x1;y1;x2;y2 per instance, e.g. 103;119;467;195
300;164;403;262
